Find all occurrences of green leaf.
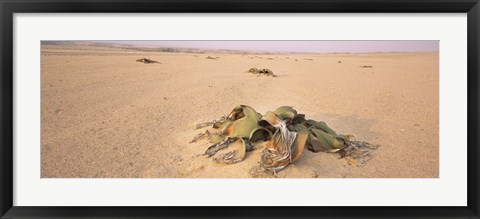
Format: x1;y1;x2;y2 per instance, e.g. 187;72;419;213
310;129;345;152
260;111;281;127
207;131;225;144
305;119;337;135
249;127;273;142
224;105;261;138
274;106;298;120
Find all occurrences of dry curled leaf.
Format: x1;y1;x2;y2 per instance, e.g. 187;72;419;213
213;138;247;164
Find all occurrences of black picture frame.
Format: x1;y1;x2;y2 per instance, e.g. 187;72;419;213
1;0;479;218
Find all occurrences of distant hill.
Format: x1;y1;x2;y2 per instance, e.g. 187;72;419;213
41;41;318;55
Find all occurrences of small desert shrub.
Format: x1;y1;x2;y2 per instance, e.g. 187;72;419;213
136;58;159;64
248;68;275;77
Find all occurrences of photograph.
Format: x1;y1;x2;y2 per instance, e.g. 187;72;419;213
40;40;439;178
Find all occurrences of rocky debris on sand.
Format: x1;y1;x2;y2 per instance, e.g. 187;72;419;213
360;65;373;68
206;56;220;60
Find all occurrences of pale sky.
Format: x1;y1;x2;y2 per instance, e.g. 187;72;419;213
96;40;439;53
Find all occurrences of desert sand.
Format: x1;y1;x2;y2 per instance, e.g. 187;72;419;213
41;44;439;178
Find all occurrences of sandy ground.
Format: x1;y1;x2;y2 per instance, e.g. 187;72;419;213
41;45;439;178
